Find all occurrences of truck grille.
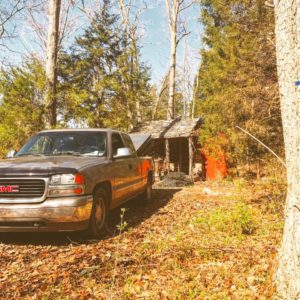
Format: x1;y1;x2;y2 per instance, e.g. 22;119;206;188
0;179;46;198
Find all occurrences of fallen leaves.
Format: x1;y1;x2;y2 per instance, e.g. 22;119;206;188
0;180;283;299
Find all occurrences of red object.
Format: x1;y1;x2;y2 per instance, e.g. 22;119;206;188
74;187;84;195
0;185;19;193
202;149;227;180
140;160;151;177
74;173;85;184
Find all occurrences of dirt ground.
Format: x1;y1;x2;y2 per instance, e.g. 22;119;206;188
0;180;283;299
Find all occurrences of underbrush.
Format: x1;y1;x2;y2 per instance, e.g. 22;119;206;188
115;177;285;299
192;203;258;236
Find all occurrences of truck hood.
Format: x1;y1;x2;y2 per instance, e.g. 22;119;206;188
0;156;108;176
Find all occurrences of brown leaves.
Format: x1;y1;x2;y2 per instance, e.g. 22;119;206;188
0;180;282;299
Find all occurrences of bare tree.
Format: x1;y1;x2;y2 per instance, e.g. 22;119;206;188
117;0;147;126
0;0;25;40
177;39;197;118
0;0;27;59
273;0;300;298
0;0;78;66
191;72;198;119
152;72;169;120
165;0;193;120
45;0;61;127
24;0;80;59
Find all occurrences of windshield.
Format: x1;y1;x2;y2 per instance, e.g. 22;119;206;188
16;131;107;157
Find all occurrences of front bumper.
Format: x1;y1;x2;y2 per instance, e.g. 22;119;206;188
0;195;93;232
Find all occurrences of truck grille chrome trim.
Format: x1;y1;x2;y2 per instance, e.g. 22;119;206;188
0;178;49;203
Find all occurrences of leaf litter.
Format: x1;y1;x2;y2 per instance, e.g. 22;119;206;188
0;179;284;299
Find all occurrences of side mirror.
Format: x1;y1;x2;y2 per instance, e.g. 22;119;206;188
6;150;17;158
114;147;132;158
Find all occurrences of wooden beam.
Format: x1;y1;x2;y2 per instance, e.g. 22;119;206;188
188;136;193;176
165;138;170;173
179;138;183;173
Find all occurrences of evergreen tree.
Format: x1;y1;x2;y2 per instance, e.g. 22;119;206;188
0;58;46;157
195;0;283;172
58;0;152;130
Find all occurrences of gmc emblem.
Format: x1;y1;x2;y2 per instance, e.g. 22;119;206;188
0;185;19;193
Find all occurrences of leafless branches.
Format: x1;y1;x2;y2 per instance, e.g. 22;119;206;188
0;0;26;40
25;0;80;56
152;71;170;119
164;0;195;119
165;0;194;40
117;0;148;41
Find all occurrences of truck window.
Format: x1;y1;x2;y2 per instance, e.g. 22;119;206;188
25;135;53;155
112;133;125;156
122;134;136;155
16;132;107;157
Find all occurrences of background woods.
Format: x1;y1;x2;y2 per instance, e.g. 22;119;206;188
194;0;283;175
0;0;153;156
0;0;284;176
1;0;298;298
58;0;151;130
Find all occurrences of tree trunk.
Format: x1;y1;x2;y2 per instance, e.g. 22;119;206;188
274;1;300;298
188;136;193;176
167;28;177;120
117;1;141;126
152;73;169;120
45;0;61;127
256;160;261;180
165;139;170;173
191;73;199;119
131;38;141;124
152;93;159;120
165;0;180;121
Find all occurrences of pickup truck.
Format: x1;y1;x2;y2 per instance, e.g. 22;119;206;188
0;129;154;238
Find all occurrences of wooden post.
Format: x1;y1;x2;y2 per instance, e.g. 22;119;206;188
179;138;183;173
165;139;170;173
188;137;193;177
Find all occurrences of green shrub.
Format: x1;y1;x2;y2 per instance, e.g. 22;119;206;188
193;204;258;236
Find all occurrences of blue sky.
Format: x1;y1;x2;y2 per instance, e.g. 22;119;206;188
138;1;202;84
1;0;202;85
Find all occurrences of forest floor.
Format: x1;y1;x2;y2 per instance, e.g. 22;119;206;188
0;178;285;299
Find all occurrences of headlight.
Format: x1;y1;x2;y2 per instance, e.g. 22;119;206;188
48;173;85;197
50;173;85;185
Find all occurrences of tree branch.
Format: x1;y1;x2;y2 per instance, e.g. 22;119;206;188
236;125;286;168
0;0;26;39
176;30;191;46
165;0;172;31
178;0;195;13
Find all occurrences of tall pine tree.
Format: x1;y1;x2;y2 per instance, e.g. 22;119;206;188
0;58;46;156
195;0;283;173
58;0;152;130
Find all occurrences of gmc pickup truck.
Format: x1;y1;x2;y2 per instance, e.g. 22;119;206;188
0;129;154;238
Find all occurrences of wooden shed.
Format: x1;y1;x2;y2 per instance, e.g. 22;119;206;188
130;117;202;179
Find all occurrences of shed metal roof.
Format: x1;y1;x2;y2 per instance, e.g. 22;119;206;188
131;117;202;139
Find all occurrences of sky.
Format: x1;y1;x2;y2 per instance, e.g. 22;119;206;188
0;0;202;86
138;1;202;84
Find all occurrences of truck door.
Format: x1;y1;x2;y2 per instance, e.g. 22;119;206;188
111;133;136;205
122;134;144;196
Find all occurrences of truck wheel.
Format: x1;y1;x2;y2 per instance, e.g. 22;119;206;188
142;175;153;202
89;188;108;238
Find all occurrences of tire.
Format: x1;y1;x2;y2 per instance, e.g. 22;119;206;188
88;188;108;239
142;175;153;202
